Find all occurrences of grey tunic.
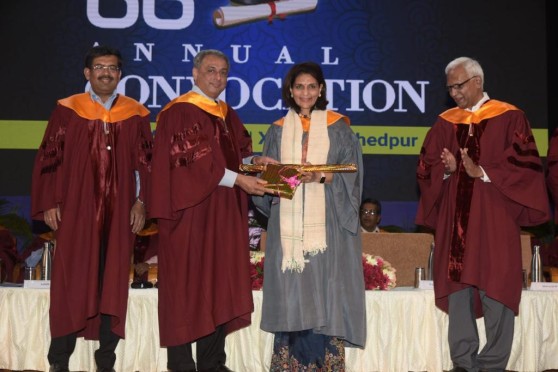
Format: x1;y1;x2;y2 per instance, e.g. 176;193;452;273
252;111;366;348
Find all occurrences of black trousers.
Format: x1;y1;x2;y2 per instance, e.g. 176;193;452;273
48;314;120;369
167;325;226;371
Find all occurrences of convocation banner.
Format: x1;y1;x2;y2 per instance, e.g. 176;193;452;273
0;0;548;229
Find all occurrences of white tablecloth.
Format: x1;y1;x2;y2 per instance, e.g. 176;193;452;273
1;286;557;372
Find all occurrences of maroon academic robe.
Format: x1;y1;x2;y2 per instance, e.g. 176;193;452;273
416;99;549;316
31;93;153;339
547;128;558;224
149;91;254;346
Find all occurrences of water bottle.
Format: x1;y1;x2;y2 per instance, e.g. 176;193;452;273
41;241;53;280
414;267;425;288
530;245;542;283
427;241;434;280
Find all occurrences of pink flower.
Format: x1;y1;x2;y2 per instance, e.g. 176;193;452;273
280;175;301;189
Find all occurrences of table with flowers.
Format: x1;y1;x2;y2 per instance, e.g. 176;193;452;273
1;254;558;371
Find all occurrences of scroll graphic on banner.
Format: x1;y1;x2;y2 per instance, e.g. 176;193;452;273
213;0;318;28
240;163;357;199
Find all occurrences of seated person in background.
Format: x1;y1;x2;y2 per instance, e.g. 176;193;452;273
360;198;384;233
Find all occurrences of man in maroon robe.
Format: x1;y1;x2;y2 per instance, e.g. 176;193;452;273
31;45;153;372
547;128;558;225
544;129;558;268
149;49;273;372
416;57;549;372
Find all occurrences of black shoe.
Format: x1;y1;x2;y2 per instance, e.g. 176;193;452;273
449;368;468;372
199;365;233;372
215;365;233;372
49;364;70;372
96;368;115;372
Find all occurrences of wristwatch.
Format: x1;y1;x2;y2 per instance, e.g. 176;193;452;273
319;172;326;184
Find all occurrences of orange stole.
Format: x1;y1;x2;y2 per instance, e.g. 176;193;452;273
58;93;149;122
157;91;228;120
274;110;350;131
440;99;519;125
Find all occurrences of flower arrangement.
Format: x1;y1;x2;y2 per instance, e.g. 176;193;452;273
362;253;396;290
250;251;265;290
249;251;397;291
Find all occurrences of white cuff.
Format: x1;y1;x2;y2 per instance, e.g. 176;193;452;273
219;168;237;188
479;166;490;182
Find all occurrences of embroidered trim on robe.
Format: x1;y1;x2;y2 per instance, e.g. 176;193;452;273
158;91;232;170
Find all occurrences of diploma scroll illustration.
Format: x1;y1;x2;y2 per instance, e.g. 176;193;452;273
213;0;318;28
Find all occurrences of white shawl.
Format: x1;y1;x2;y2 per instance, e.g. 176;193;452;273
279;109;329;272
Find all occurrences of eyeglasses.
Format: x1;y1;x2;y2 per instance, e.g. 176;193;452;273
360;209;379;216
91;64;120;73
446;76;477;92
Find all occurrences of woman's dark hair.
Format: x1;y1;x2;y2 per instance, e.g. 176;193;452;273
282;61;328;112
84;45;123;69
